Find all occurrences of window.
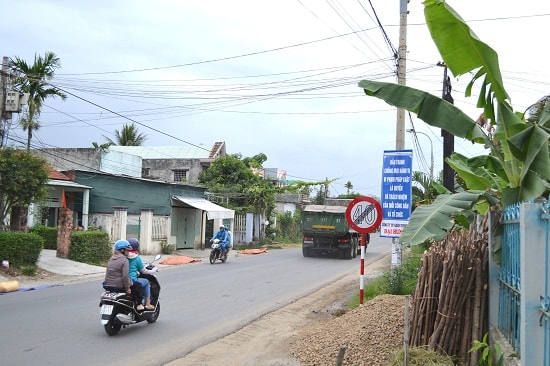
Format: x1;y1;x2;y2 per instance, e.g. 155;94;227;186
142;168;150;177
173;169;188;182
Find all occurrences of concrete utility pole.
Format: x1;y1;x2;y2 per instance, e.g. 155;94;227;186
395;0;409;150
437;62;455;191
0;56;8;149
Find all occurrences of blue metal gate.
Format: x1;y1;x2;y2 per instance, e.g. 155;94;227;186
499;203;521;355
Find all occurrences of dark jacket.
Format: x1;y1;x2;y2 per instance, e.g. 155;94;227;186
103;251;131;290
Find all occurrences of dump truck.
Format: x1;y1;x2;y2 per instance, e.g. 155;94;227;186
301;198;369;259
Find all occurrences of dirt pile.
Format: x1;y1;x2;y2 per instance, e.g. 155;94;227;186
291;294;406;366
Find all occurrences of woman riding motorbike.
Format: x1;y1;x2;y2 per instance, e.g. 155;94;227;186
127;238;157;311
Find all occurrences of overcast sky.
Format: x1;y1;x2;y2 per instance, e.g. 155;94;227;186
2;1;549;197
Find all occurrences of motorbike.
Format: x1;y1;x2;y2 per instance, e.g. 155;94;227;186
99;254;162;336
209;239;228;264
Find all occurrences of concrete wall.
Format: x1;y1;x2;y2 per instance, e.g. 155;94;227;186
143;158;206;183
34;148;103;172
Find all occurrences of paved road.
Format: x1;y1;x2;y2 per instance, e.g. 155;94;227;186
0;234;391;366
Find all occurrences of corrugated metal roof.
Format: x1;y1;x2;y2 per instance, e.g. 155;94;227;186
48;179;92;190
108;145;214;159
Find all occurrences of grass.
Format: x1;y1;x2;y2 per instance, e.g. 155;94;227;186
347;244;426;310
386;346;455;365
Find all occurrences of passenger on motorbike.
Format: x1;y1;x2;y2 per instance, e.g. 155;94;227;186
210;224;230;257
103;240;132;296
127;238;157;311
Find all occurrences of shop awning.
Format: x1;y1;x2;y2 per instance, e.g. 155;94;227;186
172;196;235;220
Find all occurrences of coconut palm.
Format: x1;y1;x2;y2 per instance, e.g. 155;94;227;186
345;181;353;195
105;123;147;146
9;52;67;150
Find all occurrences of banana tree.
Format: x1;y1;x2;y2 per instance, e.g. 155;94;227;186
359;0;550;245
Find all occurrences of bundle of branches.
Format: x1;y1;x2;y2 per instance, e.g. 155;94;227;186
409;223;489;366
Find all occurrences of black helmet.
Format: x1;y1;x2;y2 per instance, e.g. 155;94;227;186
128;238;140;250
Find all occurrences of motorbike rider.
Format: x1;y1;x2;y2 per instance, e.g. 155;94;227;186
127;238;157;311
103;240;133;296
210;224;230;258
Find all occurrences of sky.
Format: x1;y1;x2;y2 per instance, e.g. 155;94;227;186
2;0;549;198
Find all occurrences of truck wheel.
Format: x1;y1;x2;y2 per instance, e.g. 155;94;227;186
353;242;357;258
343;246;353;260
302;247;310;257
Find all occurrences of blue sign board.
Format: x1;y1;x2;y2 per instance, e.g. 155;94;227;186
380;149;413;238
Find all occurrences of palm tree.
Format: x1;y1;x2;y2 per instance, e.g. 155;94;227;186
344;181;353;195
106;123;147;146
9;52;67;150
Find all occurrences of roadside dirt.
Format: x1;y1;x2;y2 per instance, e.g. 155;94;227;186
165;254;400;366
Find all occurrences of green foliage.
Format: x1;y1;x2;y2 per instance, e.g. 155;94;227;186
399;191;483;246
348;245;425;308
388;346;455;365
105;123;147;146
29;225;58;249
9;51;67;150
469;333;504;366
21;265;38;276
160;240;176;254
0;148;50;227
382;246;424;296
68;231;111;265
0;231;43;266
275;210;302;241
359;1;550;246
337;193;361;199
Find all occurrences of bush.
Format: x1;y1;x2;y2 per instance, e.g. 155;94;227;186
0;231;43;266
29;225;58;249
68;231;112;265
160;241;176;254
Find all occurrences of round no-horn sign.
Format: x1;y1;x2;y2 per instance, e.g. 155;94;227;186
345;196;382;233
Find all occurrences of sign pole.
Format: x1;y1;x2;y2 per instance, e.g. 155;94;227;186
345;196;382;306
359;233;366;304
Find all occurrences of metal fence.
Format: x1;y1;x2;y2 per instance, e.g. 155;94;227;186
499;203;521;354
539;204;550;365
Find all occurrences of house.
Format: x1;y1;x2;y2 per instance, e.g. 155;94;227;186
67;170;234;254
30;168;234;254
32;142;226;184
27;167;92;230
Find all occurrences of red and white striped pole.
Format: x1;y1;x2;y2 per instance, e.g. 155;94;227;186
359;234;366;304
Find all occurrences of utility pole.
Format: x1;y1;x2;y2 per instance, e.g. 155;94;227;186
0;56;8;149
395;0;408;150
437;62;454;191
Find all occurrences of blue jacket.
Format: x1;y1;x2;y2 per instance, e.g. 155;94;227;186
211;229;229;243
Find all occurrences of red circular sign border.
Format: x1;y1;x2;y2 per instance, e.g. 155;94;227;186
345;196;382;233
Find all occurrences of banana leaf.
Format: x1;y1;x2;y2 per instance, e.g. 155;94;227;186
399;191;483;246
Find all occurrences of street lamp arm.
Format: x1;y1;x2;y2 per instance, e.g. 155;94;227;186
406;129;434;181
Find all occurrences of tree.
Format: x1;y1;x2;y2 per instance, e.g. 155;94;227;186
0;148;49;229
345;181;353;195
411;170;440;210
199;153;276;240
359;0;550;246
9;52;67;151
105;123;147;146
199;154;262;205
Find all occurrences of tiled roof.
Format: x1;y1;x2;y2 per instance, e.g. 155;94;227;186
48;166;71;180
